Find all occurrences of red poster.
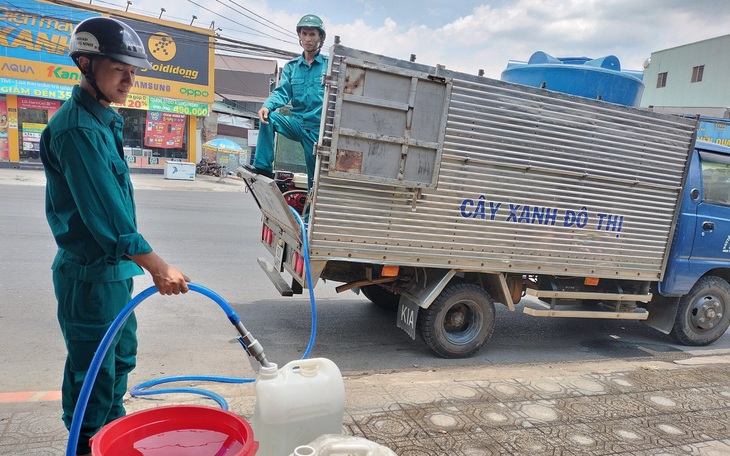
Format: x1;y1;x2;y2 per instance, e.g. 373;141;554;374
144;111;186;149
0;99;8;161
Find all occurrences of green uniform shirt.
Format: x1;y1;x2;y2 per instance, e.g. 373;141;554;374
40;85;151;282
263;53;328;130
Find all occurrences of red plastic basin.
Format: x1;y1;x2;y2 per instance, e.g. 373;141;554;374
90;405;258;455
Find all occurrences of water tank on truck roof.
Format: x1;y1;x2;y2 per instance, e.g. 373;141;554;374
501;51;645;106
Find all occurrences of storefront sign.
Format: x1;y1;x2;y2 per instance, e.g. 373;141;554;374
2;1;214;103
0;1;96;66
144;111;186;149
122;18;213;94
0;58;80;89
18;97;61;113
149;97;209;116
0;77;73;100
114;16;213;103
698;120;730;147
112;94;151;110
110;94;209;116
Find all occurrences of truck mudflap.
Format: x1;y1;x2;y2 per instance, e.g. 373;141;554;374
397;269;458;339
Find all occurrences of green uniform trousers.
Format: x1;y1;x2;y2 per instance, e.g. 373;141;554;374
253;111;318;190
54;271;137;455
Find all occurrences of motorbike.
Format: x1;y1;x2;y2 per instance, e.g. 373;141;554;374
196;157;225;177
274;171;308;215
239;166;308;215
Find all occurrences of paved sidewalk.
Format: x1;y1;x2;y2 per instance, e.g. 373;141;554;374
0;167;248;192
2;351;730;455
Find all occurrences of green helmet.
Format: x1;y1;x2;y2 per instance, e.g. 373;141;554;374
296;14;325;40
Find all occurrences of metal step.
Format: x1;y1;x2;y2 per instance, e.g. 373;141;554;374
525;288;652;302
523;306;649;320
257;257;294;297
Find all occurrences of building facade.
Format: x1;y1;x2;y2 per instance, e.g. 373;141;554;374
0;0;214;171
640;34;730;119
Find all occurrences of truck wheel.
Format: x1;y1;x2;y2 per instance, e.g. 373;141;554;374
361;284;400;312
671;276;730;346
418;283;495;358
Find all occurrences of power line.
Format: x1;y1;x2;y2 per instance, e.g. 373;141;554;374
187;0;296;45
214;0;292;39
214;35;298;60
224;0;293;37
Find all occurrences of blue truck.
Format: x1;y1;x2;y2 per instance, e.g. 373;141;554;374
243;44;730;358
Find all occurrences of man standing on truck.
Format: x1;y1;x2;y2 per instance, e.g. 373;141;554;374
40;17;189;455
243;14;328;190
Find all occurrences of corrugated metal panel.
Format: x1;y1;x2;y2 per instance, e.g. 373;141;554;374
310;46;698;280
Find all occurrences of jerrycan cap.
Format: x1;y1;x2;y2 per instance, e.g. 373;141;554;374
294;363;319;377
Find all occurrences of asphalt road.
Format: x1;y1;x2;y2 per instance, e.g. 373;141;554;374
2;175;729;395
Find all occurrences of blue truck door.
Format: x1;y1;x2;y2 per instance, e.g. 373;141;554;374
689;149;730;266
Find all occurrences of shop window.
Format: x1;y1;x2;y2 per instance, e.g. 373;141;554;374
18;98;61;161
691;65;704;83
118;108;188;161
656;72;667;88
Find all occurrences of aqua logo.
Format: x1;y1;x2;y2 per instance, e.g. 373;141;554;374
2;63;35;74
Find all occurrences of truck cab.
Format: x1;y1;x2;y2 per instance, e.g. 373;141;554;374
664;141;730;295
646;141;730;346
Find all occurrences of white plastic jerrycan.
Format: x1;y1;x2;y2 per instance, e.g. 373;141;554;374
251;358;345;456
291;434;398;456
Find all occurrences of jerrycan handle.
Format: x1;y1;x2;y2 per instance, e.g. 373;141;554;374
293;443;383;455
290;358;325;377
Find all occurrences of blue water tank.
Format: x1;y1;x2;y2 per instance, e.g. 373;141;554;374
501;52;644;107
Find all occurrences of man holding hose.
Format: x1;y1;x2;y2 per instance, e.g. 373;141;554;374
40;17;189;455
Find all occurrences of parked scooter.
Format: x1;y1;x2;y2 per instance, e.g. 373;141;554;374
196;157;225;177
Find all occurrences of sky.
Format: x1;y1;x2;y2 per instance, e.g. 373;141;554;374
78;0;730;78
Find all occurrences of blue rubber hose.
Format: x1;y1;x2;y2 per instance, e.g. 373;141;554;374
289;205;317;359
130;375;254;410
66;283;254;456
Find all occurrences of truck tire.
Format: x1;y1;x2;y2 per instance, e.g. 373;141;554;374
671;276;730;346
417;283;495;358
360;284;400;312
